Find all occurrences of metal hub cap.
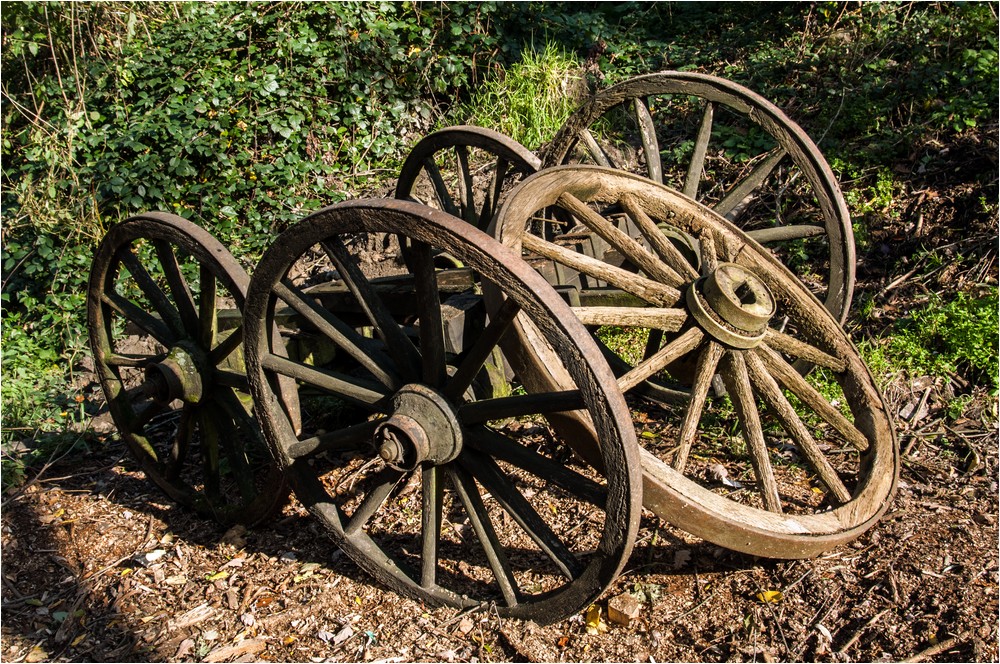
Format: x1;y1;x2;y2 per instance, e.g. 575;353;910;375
687;262;776;349
374;384;463;471
145;344;206;404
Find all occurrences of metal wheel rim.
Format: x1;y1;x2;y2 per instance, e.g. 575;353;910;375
87;212;289;525
395;125;541;232
543;70;855;326
493;167;898;559
243;198;642;623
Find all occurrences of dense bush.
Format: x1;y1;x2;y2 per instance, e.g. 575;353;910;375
2;1;514;355
1;2;997;455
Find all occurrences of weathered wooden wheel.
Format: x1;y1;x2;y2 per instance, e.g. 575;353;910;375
493;167;898;559
395;125;540;233
543;70;855;325
87;212;290;525
243;199;642;623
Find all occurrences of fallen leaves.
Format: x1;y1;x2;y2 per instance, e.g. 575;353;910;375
756;590;784;604
584;604;607;635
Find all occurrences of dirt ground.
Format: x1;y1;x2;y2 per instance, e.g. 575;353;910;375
3;131;998;663
1;413;997;663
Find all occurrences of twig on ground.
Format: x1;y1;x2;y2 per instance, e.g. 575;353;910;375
835;608;889;655
748;575;790;658
901;632;969;663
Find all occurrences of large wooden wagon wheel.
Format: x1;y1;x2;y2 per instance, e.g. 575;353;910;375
395;125;540;234
242;199;642;623
492;167;897;559
542;71;855;326
87;212;293;525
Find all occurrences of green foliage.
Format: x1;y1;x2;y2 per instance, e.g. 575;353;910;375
1;312;91;489
1;1;511;361
463;43;585;150
1;1;997;462
860;288;1000;395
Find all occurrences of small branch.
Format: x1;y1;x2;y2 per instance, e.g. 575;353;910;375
835;608;889;654
901;632;969;663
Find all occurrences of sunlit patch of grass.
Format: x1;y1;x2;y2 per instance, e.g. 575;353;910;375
463;43;586;150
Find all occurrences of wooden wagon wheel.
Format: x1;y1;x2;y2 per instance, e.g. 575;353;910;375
395;125;540;234
542;70;855;326
242;199;642;623
492;167;897;559
87;212;293;525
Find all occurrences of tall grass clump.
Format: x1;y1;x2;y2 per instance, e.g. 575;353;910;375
464;44;586;150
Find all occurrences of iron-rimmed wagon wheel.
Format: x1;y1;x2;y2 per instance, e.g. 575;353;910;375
542;70;855;326
242;199;642;623
87;212;293;525
492;167;897;559
395;125;541;234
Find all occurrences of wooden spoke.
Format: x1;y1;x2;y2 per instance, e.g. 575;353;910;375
198;406;222;503
118;250;184;336
673;341;724;472
106;352;165;368
463;449;583;579
633;97;663;183
756;345;869;451
165;405;196;481
465;427;607;507
744;351;852;504
421;465;445;588
748;224;827;244
344;468;406;536
101;291;175;347
444;296;521;401
699;228;719;274
410;241;447;387
618;194;701;281
287;418;383;460
580;128;613;168
198;263;218;349
558;192;684;286
212;387;258;501
423;157;459;217
571;306;686;330
321;238;421;380
261;353;388;409
521;233;681;306
153;239;199;337
764;328;846;372
683;100;715;200
643;328;664;361
213;367;250;391
447;465;520;607
721;351;783;513
618;328;703;393
714;148;786;219
455;144;476;224
208;326;244;367
274;280;399;388
458;390;585;424
479;156;510;229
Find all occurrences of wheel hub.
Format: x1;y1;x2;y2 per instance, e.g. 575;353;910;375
687;262;775;349
374;384;463;471
145;343;208;404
